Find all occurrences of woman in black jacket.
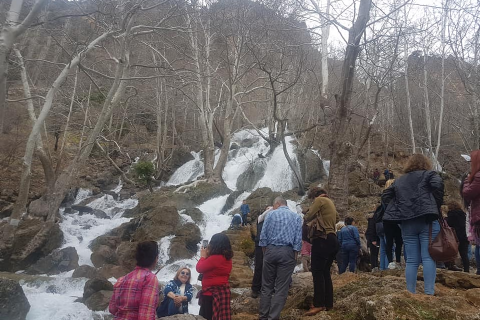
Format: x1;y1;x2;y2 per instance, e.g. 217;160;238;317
381;154;444;295
446;200;469;272
365;207;380;271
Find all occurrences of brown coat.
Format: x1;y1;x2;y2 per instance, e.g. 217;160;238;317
304;196;339;235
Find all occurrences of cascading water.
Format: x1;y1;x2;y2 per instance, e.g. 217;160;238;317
22;128;326;319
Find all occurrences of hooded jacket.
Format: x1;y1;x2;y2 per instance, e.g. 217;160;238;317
381;170;444;222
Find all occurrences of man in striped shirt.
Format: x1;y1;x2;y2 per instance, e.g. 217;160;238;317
259;196;302;320
109;241;160;320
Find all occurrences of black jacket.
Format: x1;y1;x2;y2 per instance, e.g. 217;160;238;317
446;209;468;243
365;214;379;244
382;170;444;222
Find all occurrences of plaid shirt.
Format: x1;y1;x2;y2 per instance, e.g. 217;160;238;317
109;266;159;320
203;284;231;320
259;205;303;251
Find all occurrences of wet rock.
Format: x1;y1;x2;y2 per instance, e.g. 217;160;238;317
119;189;135;201
84;290;113;311
28;198;49;218
182;208;203;224
64;207;73;214
169;223;202;261
116;242;138;271
83;277;113;301
220;191;244;214
92;209;109;219
26;246;79;275
89;236;122;252
104;191;119;200
122;205;140;218
236;160;267;191
240;138;255;148
46;284;61;293
0;219;63;271
72;265;100;279
0;278;30;320
71;205;94;214
61;188;78;206
98;264;130;279
230;143;240;150
91;245;118;268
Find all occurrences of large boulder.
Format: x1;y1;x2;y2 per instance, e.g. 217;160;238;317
83;277;113;301
28;198;49;218
0;200;13;218
169;223;202;261
182;208;203;224
1;219;63;272
0;278;30;320
245;188;281;223
236;160;267;191
89;236;122;252
348;170;370;198
91;245;118;268
296;149;327;184
26;246;79;275
116;242;138;271
132;206;180;242
72;265;100;279
71;205;94;214
84;290;113;311
98;264;130;279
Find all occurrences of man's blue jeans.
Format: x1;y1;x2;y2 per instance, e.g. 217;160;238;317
401;218;439;295
339;243;359;273
379;236;389;270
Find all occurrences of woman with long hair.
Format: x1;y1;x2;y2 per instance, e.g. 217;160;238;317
196;233;233;320
462;149;480;275
304;187;339;316
156;267;194;317
109;241;160;320
382;154;444;295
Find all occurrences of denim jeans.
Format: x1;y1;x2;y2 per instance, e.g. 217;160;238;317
379;236;389;270
339;243;359;274
401;218;439;295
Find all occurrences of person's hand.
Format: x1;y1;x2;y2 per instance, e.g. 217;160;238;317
173;295;183;307
200;247;208;258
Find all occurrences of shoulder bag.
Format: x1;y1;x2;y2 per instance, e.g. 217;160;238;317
428;216;459;262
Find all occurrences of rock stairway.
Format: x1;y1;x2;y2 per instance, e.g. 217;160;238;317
224;228;254;288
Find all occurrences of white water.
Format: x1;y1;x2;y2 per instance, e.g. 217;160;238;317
23;128;327;319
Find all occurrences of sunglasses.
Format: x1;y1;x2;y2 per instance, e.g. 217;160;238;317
180;271;190;276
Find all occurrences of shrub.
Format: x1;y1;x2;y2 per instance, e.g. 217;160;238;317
133;161;154;192
239;236;255;258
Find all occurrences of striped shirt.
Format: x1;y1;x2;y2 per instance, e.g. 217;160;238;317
259;205;303;251
109;266;159;320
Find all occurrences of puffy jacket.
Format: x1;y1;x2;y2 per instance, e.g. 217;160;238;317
463;172;480;225
446;209;468;243
365;213;379;245
381;170;444;222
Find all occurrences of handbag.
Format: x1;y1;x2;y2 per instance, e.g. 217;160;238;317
305;214;327;243
428;217;459;262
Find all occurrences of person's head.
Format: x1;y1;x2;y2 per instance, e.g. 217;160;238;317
404;154;432;173
273;196;287;209
243;200;246;204
446;200;463;212
468;150;480;183
307;187;327;200
345;216;354;226
174;267;191;284
207;233;233;260
136;241;159;269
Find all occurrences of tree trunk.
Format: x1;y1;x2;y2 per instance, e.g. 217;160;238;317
321;0;331;98
404;44;415;154
423;53;434;161
327;0;372;217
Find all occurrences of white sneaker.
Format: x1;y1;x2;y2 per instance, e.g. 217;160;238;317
388;262;397;270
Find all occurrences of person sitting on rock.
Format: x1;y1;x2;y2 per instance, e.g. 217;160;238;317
156;267;194;317
230;213;243;230
196;233;233;320
109;241;160;320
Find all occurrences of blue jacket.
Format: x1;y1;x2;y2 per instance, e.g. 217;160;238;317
240;204;250;215
157;280;193;317
338;225;360;248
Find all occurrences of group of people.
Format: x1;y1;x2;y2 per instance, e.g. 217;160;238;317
371;168;394;184
107;151;480;320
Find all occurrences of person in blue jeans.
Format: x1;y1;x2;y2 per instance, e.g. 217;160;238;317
376;223;389;270
338;217;360;273
382;154;444;295
240;200;250;226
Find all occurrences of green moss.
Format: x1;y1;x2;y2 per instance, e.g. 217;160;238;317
239;236;255;258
